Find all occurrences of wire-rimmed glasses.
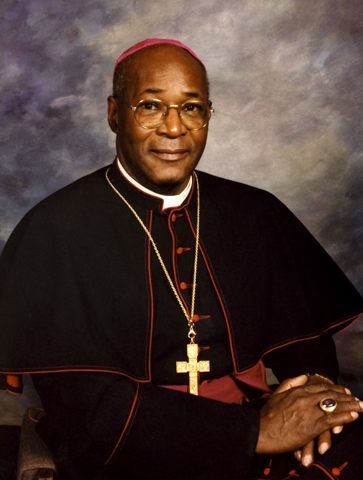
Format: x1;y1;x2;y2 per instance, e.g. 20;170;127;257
130;99;214;130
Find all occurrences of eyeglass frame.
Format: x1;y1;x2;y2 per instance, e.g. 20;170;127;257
129;98;215;131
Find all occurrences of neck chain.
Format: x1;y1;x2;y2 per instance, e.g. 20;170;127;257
105;168;199;340
105;168;210;395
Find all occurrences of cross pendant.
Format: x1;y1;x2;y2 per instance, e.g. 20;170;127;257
176;343;210;396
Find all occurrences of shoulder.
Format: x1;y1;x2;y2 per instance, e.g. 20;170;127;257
27;165;110;214
196;169;284;212
7;165;113;241
195;170;309;239
34;165;110;213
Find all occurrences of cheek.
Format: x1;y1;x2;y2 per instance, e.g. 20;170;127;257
118;128;150;155
192;131;208;154
131;126;155;148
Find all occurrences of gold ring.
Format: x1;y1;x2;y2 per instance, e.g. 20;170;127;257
319;398;337;414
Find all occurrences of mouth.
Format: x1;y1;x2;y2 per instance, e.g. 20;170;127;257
150;149;189;161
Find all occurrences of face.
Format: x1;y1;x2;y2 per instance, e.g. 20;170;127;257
108;45;210;195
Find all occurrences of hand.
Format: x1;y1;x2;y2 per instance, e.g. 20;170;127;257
255;374;363;457
294;374;348;466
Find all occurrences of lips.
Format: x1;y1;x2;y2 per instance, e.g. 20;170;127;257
150;149;189;161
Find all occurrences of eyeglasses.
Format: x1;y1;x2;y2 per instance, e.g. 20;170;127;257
129;99;214;131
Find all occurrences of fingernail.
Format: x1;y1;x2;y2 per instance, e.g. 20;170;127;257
359;401;363;409
351;411;359;419
319;442;329;455
345;388;351;394
303;455;313;467
332;425;343;434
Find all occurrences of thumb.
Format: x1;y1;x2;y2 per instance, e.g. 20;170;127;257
275;374;308;393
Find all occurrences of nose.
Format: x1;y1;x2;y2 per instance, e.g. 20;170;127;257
156;106;187;137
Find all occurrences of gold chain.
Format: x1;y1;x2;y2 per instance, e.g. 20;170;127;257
105;168;200;342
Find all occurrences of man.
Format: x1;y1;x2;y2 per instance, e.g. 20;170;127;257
0;39;362;480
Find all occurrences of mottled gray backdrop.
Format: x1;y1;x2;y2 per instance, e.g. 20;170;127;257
1;0;362;400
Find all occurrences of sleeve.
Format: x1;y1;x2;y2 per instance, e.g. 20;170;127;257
32;372;261;480
263;333;339;384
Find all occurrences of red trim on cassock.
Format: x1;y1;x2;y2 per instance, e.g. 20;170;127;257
184;207;239;373
0;314;360;382
168;208;192;316
28;407;45;423
308;462;339;480
260;312;362;361
104;382;141;465
146;211;154;380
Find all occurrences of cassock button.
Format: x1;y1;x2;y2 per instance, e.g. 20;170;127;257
193;314;200;322
180;282;187;290
171;213;183;222
176;247;191;255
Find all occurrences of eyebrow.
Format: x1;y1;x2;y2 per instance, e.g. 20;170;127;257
141;88;201;98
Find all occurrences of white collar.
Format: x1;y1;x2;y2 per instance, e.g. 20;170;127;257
117;159;192;210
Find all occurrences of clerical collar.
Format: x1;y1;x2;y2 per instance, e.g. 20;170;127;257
117;158;192;210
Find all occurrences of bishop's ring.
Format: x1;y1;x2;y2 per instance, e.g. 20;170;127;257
319;398;337;414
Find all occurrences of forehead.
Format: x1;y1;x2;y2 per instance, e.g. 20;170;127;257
124;45;208;99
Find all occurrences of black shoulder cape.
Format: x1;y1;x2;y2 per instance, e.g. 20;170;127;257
0;161;362;385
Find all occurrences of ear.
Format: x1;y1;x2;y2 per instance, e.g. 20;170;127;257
107;96;119;133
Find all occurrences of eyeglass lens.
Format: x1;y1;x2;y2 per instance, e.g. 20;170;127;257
134;100;211;130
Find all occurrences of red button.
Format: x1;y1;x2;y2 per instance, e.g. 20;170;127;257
177;247;184;254
171;213;183;222
193;314;200;322
180;282;187;290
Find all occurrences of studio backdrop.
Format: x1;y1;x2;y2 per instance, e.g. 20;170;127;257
1;0;362;391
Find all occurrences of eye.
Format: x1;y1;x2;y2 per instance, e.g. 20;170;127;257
182;102;205;115
139;100;162;112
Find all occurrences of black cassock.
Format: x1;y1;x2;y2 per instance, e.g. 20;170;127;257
0;160;362;479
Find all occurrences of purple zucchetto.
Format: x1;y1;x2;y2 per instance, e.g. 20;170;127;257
114;38;205;75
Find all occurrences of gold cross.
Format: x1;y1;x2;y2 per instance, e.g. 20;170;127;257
176;343;210;396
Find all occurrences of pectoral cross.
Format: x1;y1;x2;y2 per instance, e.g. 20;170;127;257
176;343;210;396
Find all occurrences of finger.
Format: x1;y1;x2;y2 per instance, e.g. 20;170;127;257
308;390;363;409
303;382;352;395
310;398;361;439
301;440;314;467
306;374;334;385
332;425;343;434
275;374;308;393
317;397;363;424
294;449;302;461
316;409;359;434
330;398;363;413
318;430;331;455
306;377;352;396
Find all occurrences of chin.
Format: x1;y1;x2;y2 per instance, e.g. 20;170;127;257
148;175;188;194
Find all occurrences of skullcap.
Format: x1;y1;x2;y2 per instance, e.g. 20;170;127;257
114;38;205;76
